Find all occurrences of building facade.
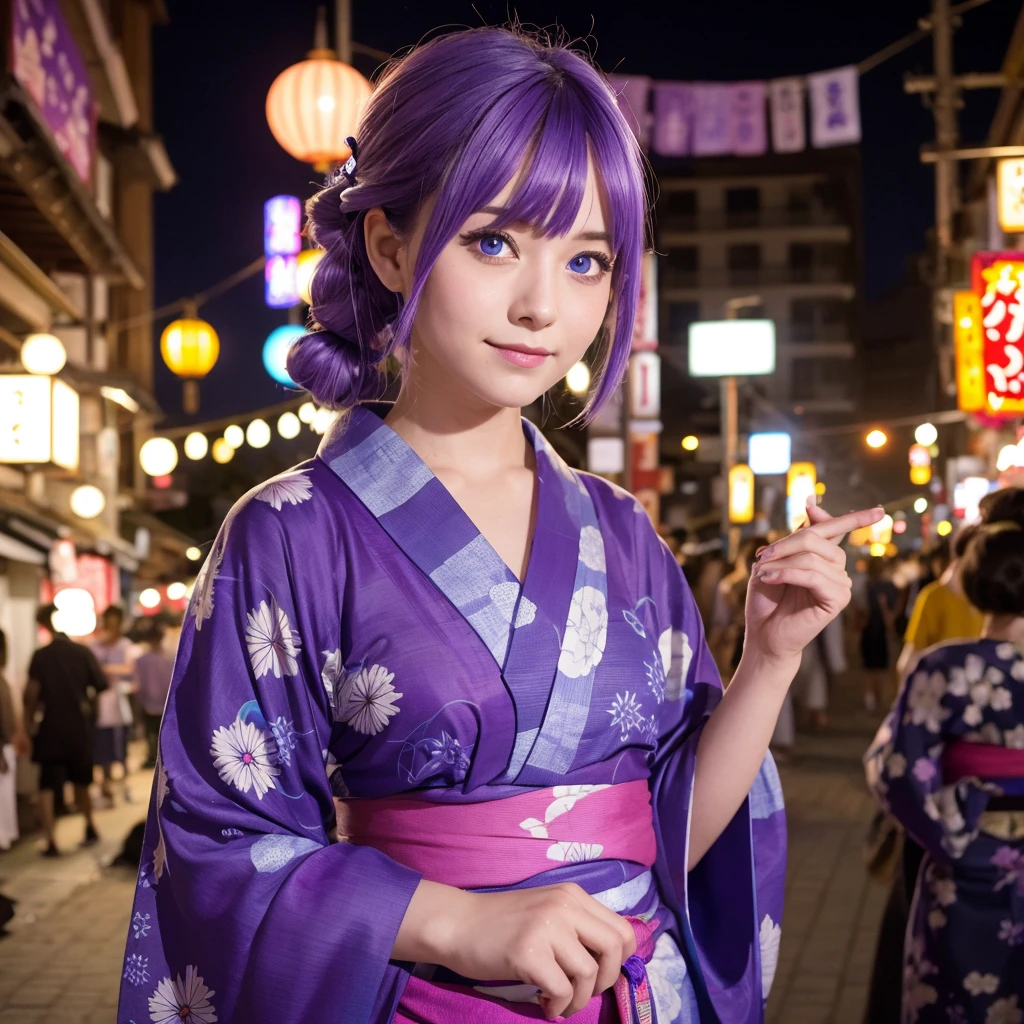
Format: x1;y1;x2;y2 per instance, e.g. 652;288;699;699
0;0;176;711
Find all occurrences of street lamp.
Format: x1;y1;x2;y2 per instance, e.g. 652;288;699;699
914;422;938;446
866;429;888;449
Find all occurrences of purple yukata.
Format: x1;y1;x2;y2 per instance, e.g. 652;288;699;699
118;405;787;1024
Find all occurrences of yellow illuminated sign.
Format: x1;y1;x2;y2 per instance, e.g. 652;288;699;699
0;374;79;470
728;463;755;524
998;158;1024;232
953;290;986;413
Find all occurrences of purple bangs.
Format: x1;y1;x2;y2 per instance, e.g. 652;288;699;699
291;27;648;416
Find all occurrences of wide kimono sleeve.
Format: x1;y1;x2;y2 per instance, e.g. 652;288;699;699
639;528;787;1024
865;649;997;864
117;484;422;1024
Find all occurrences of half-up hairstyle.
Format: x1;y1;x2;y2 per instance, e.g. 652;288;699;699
286;25;649;416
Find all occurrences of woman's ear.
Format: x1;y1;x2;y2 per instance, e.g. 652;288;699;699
363;208;406;295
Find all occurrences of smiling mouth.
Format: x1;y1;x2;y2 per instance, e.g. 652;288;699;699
485;340;552;357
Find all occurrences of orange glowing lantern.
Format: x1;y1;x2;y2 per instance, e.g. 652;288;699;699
160;303;220;414
265;12;371;173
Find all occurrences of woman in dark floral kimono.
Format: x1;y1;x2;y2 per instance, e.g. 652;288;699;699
866;505;1024;1024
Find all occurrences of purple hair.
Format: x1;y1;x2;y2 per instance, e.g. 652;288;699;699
287;26;648;419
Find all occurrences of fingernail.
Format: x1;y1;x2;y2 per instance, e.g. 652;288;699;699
758;570;778;581
758;545;775;561
805;494;817;509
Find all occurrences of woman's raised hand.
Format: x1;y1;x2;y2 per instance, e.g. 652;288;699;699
743;501;885;668
394;879;636;1020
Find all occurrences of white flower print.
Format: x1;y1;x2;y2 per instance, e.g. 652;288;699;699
990;686;1013;711
254;469;313;511
996;642;1018;661
578;526;607;573
886;752;908;779
1012;660;1024;682
558;586;608;679
132;911;151;940
514;597;537;628
927;909;947;929
148;965;217;1023
647;933;688;1024
191;528;228;630
1006;724;1024;749
607;691;644;741
546;841;604;863
949;653;987;696
336;664;403;735
931;877;957;907
906;670;951;733
645;651;666;703
269;717;298;766
210;716;280;799
321;648;343;710
998;919;1024;946
245;597;300;679
904;937;938;1022
987;997;1024;1024
759;914;781;997
124;953;150;987
964;972;1000;997
963;704;984;727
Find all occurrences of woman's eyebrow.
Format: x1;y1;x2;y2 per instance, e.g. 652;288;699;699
476;207;610;244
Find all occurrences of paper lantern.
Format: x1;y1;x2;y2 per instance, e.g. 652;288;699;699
278;412;301;439
212;438;234;464
246;419;271;448
52;587;96;637
70;484;105;519
160;313;220;414
224;424;244;449
297;248;325;305
266;53;371;171
184;431;209;460
21;333;67;374
140;437;178;477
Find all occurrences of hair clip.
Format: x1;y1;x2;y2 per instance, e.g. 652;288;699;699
325;136;359;190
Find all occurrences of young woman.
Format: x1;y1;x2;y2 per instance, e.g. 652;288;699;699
866;506;1024;1024
118;27;881;1024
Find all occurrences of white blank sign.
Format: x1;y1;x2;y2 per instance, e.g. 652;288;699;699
688;320;776;377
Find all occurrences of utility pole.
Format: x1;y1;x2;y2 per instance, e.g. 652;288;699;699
931;0;958;396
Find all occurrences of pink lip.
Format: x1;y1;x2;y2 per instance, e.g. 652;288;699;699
487;341;551;369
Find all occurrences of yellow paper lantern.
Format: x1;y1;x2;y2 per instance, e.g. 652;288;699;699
212;438;235;464
909;464;932;486
160;312;220;414
297;248;325;305
70;484;105;519
184;431;209;460
21;333;67;375
266;50;371;172
140;437;178;477
681;435;699;452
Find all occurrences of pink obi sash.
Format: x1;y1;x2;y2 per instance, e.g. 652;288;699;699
337;779;657;889
942;741;1024;783
338;781;661;1023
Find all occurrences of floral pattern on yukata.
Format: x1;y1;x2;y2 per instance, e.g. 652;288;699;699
866;639;1024;1023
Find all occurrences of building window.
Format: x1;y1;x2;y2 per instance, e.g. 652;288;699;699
663;247;699;286
666;301;701;347
790;298;851;342
791;357;851;401
725;186;759;226
660;189;697;230
727;243;761;285
788;243;814;282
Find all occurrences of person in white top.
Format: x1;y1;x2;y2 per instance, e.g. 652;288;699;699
89;605;135;804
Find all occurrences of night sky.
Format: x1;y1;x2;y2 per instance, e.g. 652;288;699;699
151;0;1021;427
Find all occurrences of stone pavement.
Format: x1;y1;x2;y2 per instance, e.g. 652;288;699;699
0;686;890;1024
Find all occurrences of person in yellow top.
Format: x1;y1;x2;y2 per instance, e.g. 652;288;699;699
895;524;983;681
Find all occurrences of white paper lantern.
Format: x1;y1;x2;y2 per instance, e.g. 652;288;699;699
21;333;67;374
69;484;105;519
139;437;178;476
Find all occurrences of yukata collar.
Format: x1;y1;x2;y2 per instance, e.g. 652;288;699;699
316;403;585;668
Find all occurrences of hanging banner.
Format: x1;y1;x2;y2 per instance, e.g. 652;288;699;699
652;83;692;157
808;66;861;148
769;77;806;154
691;83;731;157
631;253;659;352
607;74;651;151
953;290;986;413
971;252;1024;417
730;82;767;157
11;0;97;185
629;351;661;419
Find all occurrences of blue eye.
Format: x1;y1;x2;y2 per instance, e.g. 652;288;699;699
569;255;593;275
478;235;507;257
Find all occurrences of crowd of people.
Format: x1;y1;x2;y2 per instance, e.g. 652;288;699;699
0;604;176;857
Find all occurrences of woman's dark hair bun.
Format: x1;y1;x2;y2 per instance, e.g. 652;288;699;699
961;519;1024;615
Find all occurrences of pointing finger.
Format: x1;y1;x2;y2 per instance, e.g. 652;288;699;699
808;506;885;545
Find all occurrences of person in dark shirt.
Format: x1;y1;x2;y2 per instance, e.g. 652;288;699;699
24;604;107;856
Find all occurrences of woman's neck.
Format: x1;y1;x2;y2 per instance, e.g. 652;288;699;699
981;614;1024;643
384;370;528;477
